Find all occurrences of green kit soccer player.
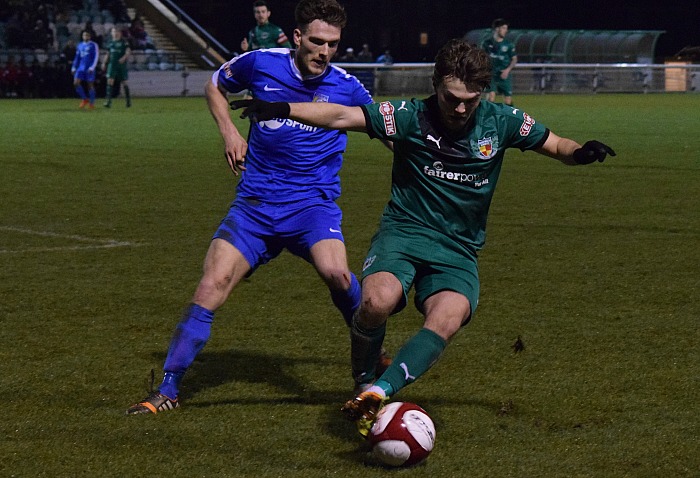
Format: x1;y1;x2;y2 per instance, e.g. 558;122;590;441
482;18;517;105
103;27;131;108
231;39;615;436
240;0;292;52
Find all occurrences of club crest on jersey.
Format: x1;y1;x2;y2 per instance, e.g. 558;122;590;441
362;255;376;271
477;137;495;159
379;101;396;135
313;93;329;103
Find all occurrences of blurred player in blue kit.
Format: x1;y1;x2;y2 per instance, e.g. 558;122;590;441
126;0;389;414
71;30;99;109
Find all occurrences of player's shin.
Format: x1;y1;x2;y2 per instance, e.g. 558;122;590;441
350;316;386;387
331;272;361;327
375;328;446;396
160;303;215;398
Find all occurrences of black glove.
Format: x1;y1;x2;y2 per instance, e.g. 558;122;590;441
572;140;616;165
229;98;291;122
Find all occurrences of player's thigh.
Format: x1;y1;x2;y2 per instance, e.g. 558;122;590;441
194;238;251;307
413;249;479;324
213;200;282;271
361;228;418;315
422;290;471;341
497;78;513;96
284;200;345;260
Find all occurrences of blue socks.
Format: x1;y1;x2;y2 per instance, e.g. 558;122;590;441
331;272;361;327
159;303;214;399
75;84;87;100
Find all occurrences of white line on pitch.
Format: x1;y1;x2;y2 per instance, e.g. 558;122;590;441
0;226;143;253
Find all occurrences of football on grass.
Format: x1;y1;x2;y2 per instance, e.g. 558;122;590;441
368;402;436;467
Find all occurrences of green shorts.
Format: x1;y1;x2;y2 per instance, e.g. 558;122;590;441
106;63;129;82
361;221;480;320
486;74;512;96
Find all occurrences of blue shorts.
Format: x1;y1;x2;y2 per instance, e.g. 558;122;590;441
213;197;345;271
74;70;96;83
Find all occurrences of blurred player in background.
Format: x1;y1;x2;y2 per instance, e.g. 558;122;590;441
240;0;292;52
103;27;132;108
126;0;389;415
71;30;99;109
482;18;517;105
230;39;616;436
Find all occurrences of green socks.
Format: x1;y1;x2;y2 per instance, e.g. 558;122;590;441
374;328;447;396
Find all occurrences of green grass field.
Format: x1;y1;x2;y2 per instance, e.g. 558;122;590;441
1;94;698;477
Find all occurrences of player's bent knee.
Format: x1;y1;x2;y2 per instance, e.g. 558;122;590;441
192;274;236;307
320;267;351;291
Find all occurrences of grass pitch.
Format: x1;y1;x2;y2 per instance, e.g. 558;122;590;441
1;94;698;477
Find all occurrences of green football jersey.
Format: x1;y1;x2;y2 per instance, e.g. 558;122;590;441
361;97;549;251
106;38;129;68
482;37;516;73
246;22;291;50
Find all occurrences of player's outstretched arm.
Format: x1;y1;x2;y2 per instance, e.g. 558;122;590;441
206;79;247;176
537;131;616;166
230;99;368;132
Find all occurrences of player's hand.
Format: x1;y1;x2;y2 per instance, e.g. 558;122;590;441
223;132;248;176
572;140;616;165
229;99;291;122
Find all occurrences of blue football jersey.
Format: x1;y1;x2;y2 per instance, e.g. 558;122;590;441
72;41;99;72
212;49;373;203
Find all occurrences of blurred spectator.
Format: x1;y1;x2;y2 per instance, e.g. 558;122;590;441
339;47;356;62
357;43;373;62
0;56;20;97
29;19;54;49
84;20;100;45
102;0;131;23
4;12;24;48
128;17;155;50
53;11;72;50
376;49;393;64
15;57;31;97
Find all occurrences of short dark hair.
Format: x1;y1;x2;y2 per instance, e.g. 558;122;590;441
491;18;508;29
432;39;492;92
253;1;268;8
295;0;347;32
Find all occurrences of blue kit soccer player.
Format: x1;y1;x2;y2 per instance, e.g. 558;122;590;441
126;0;389;414
71;30;99;109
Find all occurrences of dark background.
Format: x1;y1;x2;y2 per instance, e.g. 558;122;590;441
174;0;700;62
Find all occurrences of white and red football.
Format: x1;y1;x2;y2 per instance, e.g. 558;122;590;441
368;401;436;467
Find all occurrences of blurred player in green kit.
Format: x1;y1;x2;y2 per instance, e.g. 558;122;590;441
240;0;292;51
482;18;517;105
103;27;132;108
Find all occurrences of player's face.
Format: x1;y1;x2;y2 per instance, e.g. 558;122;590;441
495;24;508;39
293;20;341;77
82;31;91;42
111;28;121;40
254;6;270;25
435;77;482;131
